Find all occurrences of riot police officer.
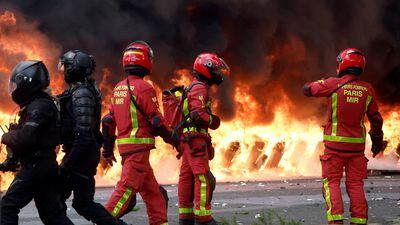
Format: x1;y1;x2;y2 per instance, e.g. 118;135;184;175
57;50;129;225
0;60;74;225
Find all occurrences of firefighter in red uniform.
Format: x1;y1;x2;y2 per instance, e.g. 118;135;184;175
303;48;384;225
178;53;230;225
101;41;178;225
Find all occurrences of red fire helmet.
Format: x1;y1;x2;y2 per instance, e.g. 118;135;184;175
122;40;153;74
193;53;230;85
336;48;365;75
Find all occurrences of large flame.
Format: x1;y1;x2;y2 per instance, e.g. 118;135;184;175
0;11;399;190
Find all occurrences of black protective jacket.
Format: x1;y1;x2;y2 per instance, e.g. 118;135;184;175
1;92;60;164
58;80;103;175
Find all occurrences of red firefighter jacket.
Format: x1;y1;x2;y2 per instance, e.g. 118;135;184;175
304;74;383;152
105;75;167;156
183;79;217;138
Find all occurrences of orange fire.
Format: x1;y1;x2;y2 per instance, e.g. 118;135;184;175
0;10;399;191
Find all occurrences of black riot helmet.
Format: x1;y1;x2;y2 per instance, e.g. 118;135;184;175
9;60;50;106
58;50;96;84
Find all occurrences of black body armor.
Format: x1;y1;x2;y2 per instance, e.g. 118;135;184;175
58;80;103;175
1;93;60;164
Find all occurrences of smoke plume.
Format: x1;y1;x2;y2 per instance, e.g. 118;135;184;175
0;0;399;123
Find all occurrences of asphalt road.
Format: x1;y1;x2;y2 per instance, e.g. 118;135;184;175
8;176;400;225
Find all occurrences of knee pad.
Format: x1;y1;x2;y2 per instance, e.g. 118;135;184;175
159;185;169;209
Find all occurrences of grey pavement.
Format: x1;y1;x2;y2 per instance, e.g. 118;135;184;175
9;176;400;225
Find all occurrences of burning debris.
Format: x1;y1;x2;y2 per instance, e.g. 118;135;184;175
222;141;241;168
255;155;268;171
247;141;267;171
265;142;286;169
0;0;399;190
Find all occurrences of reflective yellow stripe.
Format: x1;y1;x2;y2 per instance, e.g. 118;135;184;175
331;93;338;136
323;178;343;221
116;102;155;145
325;93;370;144
183;127;207;134
160;223;169;225
117;137;155;145
209;115;213;125
195;174;210;217
182;87;210;134
351;217;367;224
365;96;372;111
323;135;366;143
195;209;212;216
183;98;189;117
179;208;194;214
111;187;133;217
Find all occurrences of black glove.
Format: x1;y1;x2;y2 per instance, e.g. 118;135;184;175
165;129;180;148
9;123;18;130
206;135;215;160
369;130;384;158
209;114;221;130
0;156;19;172
102;150;117;167
102;135;116;167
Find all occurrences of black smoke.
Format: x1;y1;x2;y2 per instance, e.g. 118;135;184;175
1;0;399;123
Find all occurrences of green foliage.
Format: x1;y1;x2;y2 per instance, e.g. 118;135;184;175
220;210;302;225
220;216;238;225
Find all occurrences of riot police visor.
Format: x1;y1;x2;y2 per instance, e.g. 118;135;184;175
57;60;65;72
8;80;17;94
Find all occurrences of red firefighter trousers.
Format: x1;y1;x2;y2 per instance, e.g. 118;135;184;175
320;149;369;224
105;151;168;225
178;137;216;223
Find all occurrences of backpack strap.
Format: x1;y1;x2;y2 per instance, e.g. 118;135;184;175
126;78;149;121
176;81;208;132
329;78;359;96
182;81;205;100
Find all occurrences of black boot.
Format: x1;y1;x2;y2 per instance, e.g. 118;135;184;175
180;219;195;225
117;219;132;225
